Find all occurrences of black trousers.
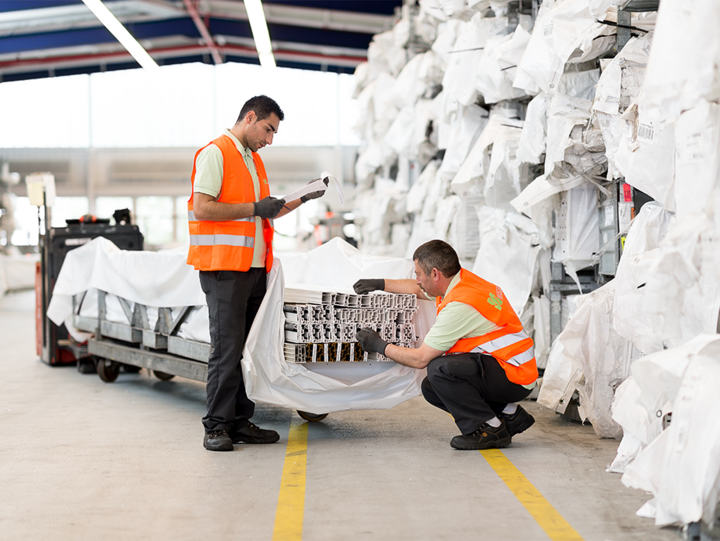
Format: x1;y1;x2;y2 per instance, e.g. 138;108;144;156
199;268;267;433
421;352;533;435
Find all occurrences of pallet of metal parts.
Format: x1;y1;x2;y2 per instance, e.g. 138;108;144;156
282;341;383;363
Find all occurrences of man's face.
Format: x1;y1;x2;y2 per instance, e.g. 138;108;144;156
414;260;437;297
244;111;280;152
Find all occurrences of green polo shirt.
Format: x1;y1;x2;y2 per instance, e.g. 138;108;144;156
193;129;266;268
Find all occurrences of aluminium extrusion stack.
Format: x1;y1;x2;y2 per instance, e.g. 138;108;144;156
282;287;419;363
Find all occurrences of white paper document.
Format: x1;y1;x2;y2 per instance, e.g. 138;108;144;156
279;171;344;206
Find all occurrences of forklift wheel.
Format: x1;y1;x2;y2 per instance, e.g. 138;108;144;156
96;358;121;383
153;370;175;381
297;411;328;422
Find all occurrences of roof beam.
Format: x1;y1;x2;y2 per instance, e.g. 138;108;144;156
182;0;222;64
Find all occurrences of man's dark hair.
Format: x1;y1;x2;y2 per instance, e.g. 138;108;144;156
237;95;285;123
413;240;461;277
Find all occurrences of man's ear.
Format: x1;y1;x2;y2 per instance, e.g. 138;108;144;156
244;110;256;124
431;268;441;282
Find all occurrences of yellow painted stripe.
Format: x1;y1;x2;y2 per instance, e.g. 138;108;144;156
272;419;309;541
481;449;584;541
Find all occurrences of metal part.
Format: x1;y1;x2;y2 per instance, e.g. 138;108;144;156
89;339;208;382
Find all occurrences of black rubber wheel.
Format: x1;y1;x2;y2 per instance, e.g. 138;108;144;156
153;370;175;381
297;411;328;422
96;358;121;383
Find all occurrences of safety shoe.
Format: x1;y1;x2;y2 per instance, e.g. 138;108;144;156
230;421;280;444
203;430;233;452
500;405;535;436
451;421;512;450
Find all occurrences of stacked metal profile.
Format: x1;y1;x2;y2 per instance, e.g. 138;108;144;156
283;288;419;363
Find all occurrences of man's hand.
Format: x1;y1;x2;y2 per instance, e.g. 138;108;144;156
357;328;389;356
254;196;286;219
300;176;329;203
353;279;385;294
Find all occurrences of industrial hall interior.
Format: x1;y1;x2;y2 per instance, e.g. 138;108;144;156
1;0;719;540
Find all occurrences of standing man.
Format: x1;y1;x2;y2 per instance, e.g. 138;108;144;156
188;95;326;451
354;240;537;450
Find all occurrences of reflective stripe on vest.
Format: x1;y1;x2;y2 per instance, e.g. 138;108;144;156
187;210;255;223
189;234;255;248
439;269;538;385
186;134;274;273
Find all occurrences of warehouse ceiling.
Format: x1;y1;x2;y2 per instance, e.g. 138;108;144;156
0;0;401;82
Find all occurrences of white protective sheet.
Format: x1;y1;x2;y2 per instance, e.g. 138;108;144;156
471;206;540;315
251;239;437;413
620;335;720;527
48;237;435;413
513;0;615;95
611;202;674;355
47;237;205;341
637;0;720;125
553;280;644;438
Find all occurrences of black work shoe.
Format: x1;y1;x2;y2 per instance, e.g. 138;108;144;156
229;421;280;444
450;421;512;450
203;430;233;451
500;405;535;436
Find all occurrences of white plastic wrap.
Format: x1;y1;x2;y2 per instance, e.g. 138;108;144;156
552;183;599;283
471;206;540;314
516;92;549;164
474;23;532;104
245;239;438;413
513;0;615;95
611;203;674;354
438;103;489;180
637;0;720;125
621;335;720;527
554;281;644;438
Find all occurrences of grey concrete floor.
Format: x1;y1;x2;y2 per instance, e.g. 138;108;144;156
0;290;682;541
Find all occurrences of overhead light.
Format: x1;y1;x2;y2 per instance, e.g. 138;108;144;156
81;0;158;70
244;0;276;68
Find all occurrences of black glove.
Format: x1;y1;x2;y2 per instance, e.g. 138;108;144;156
353;278;385;294
357;328;389;356
300;177;329;203
253;196;286;219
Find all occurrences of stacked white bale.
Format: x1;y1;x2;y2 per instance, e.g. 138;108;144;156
354;0;720;532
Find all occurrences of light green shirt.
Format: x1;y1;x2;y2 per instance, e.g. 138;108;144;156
423;273;500;352
193;129;266;268
423;273;536;390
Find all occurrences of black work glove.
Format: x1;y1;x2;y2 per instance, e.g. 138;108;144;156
254;196;286;219
300;176;330;203
353;278;385;294
357;328;389;356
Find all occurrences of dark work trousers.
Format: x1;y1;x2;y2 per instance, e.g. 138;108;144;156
421;352;533;435
199;268;267;433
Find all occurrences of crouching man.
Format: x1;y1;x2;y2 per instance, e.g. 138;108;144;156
354;239;537;450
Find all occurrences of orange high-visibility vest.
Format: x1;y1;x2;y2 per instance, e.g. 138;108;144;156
436;269;538;385
187;134;274;273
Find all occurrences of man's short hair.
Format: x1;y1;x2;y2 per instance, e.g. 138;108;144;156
413;240;461;277
237;95;285;123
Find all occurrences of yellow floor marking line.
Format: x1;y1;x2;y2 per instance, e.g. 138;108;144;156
272;418;309;541
481;449;585;541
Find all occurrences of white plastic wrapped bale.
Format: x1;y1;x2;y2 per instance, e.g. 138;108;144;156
620;335;720;528
438;102;489;181
471;206;540;316
636;0;720;125
451;110;523;203
441;13;510;106
640;215;720;348
592;33;652;180
613;103;676;211
354;178;408;255
611;202;674;355
513;0;616;95
516;92;549;165
474;22;533;104
547;281;644;438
